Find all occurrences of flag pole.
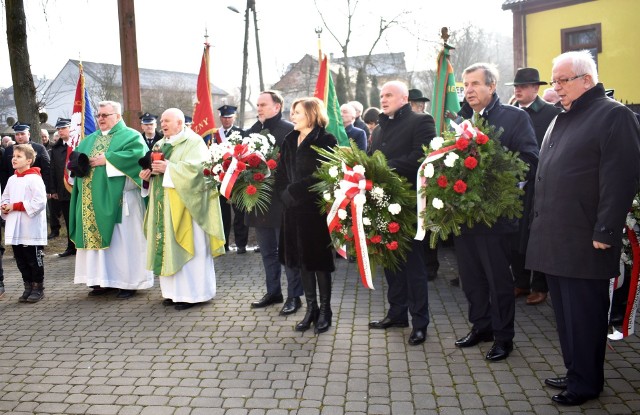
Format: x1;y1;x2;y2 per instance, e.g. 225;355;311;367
315;27;323;63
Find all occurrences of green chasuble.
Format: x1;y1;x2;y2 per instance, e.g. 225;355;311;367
69;120;147;249
144;127;226;276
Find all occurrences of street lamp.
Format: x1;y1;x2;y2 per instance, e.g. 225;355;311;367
229;0;264;128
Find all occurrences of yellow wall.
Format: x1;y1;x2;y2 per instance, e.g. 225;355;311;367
525;0;639;104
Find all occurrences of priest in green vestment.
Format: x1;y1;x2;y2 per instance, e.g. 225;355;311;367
70;101;154;299
140;107;225;311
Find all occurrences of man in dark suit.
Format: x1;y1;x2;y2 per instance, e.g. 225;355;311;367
368;80;436;346
506;68;561;305
140;113;163;150
527;51;640;406
454;63;539;362
216;105;249;254
246;91;303;315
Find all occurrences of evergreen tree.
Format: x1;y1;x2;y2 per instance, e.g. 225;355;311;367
369;76;381;108
355;68;368;108
335;69;348;105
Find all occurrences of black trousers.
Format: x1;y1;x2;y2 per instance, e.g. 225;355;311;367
547;274;609;397
383;239;429;328
12;245;44;284
512;250;548;293
48;198;61;233
422;236;440;274
57;200;75;252
220;196;249;250
455;233;515;341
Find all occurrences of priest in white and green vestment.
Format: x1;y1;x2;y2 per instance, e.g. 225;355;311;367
69;101;154;299
140;108;225;311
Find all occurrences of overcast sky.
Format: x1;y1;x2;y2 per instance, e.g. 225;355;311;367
0;0;513;94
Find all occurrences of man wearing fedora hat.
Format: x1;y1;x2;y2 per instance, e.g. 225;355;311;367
408;88;430;114
507;67;561;306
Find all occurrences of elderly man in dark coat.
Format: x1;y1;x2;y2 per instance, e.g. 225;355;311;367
368;80;436;346
527;51;640;406
454;63;539;362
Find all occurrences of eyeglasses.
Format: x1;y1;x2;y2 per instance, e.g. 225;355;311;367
550;74;586;87
95;113;116;119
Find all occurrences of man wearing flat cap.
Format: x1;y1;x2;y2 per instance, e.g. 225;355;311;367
49;118;77;257
215;105;249;254
507;67;561;307
408;88;430;114
140;113;163;150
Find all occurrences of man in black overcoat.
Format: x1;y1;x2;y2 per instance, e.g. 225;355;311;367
246;91;303;315
454;63;539;362
506;67;561;305
0;122;51;195
368;80;436;346
527;51;640;406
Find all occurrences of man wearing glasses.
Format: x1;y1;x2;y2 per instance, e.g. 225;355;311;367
527;51;640;406
68;101;153;300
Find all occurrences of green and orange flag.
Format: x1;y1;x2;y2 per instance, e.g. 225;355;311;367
314;55;349;146
431;44;461;135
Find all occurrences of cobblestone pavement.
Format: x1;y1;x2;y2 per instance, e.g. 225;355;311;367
0;246;638;415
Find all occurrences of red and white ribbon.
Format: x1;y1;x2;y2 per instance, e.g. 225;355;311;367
219;145;270;199
326;163;375;289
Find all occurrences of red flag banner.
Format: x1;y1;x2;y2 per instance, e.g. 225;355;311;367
192;44;216;145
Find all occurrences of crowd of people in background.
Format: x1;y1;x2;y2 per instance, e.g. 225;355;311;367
0;49;638;408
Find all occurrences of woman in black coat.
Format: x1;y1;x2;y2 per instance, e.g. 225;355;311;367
276;97;336;334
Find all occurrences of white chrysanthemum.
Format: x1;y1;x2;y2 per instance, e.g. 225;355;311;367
430;136;445;150
338;209;347;220
444;152;459;167
424;163;435;178
363;217;371;226
388;203;401;215
328;166;339;178
353;165;366;175
432;198;444;210
323;192;332;201
353;193;366;206
372;186;384;198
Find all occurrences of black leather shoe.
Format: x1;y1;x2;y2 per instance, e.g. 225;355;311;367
450;277;460;287
162;299;175;306
58;249;77;257
427;271;438;281
408;328;427;345
88;287;117;296
369;317;410;329
251;293;284;308
116;289;136;299
236;246;247;254
48;231;59;239
544;377;568;390
455;329;493;348
485;340;513;361
174;302;196;311
552;390;596;406
280;297;302;315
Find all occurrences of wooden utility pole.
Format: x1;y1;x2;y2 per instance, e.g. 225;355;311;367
117;0;142;128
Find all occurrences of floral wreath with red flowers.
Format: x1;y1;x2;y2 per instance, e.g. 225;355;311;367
203;129;279;213
621;194;640;267
416;118;528;248
311;142;416;289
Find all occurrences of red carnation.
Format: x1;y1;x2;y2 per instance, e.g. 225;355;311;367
386;241;398;250
247;154;261;168
370;235;382;244
334;222;343;231
236;161;247;171
253;172;265;181
234;144;247;156
455;137;470;151
344;234;353;242
453;180;468;194
388;222;400;233
222;159;231;170
203;168;211;176
476;132;489;145
464;156;478;170
246;185;257;195
437;175;448;188
267;159;277;169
